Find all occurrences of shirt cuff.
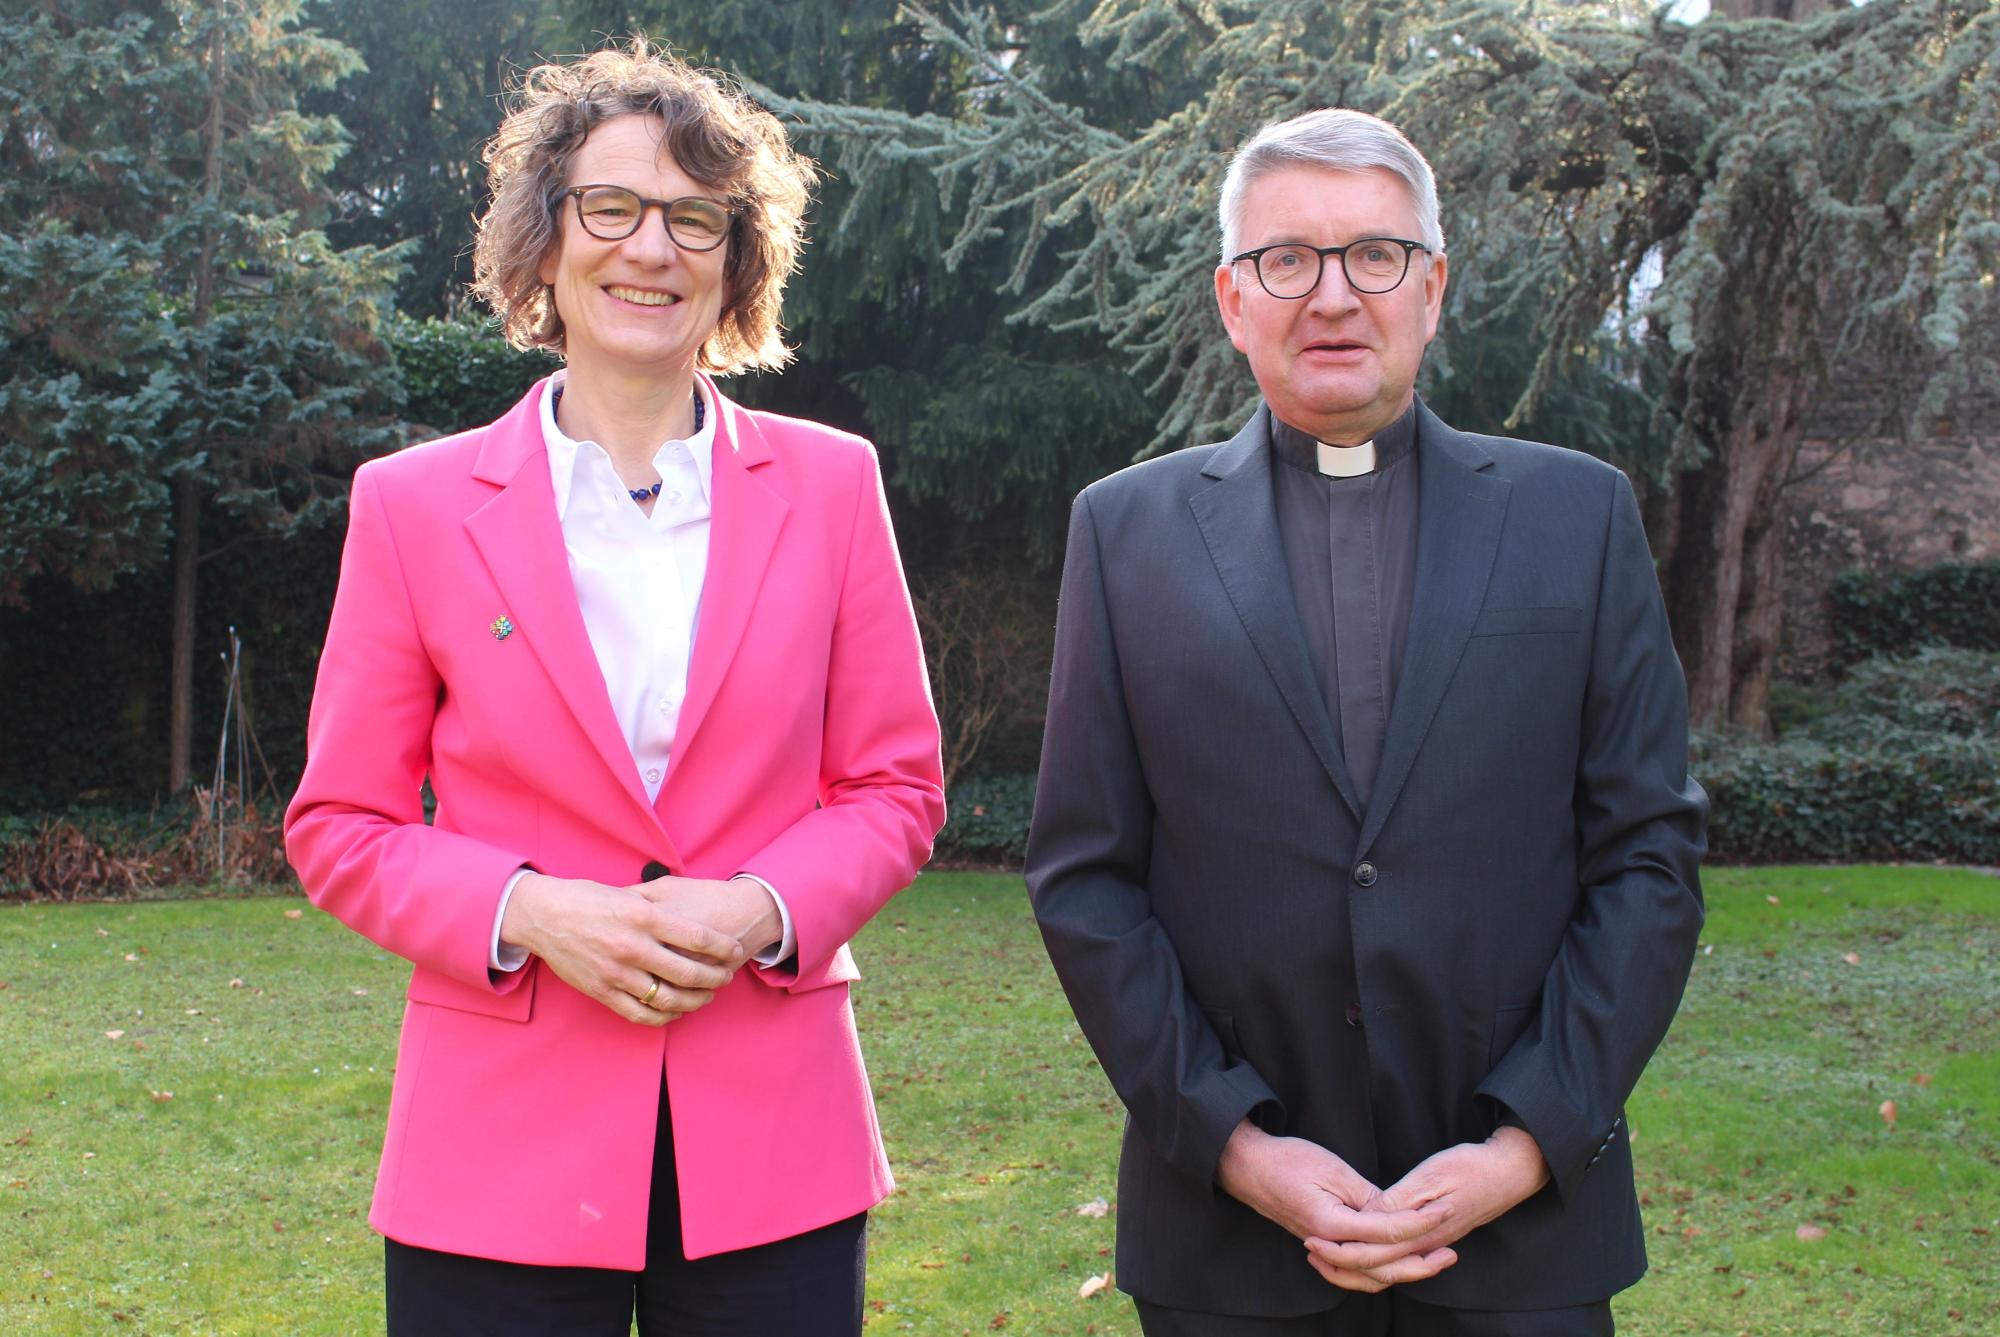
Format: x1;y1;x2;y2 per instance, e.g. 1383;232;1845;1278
735;873;795;965
491;867;532;973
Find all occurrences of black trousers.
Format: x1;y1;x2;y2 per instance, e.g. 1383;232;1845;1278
1135;1292;1614;1337
384;1079;866;1337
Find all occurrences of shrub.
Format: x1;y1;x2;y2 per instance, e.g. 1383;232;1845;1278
1694;731;1998;865
388;312;556;436
1828;562;2000;663
0;790;292;901
932;771;1036;868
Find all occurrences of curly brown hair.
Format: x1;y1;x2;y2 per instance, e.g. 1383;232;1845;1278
470;39;817;374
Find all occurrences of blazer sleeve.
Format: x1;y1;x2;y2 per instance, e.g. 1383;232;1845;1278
736;442;946;988
1474;469;1708;1201
283;463;533;992
1025;489;1285;1187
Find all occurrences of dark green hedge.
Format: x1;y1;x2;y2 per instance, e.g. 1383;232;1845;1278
1829;562;2000;663
391;313;557;435
932;771;1037;866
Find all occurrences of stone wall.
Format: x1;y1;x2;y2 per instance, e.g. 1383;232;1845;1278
1778;394;2000;679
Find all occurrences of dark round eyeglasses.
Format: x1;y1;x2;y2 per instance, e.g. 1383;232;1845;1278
1231;237;1431;297
564;185;734;251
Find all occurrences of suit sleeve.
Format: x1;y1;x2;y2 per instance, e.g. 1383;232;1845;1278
283;464;532;993
1026;489;1285;1187
1475;469;1707;1201
736;442;946;988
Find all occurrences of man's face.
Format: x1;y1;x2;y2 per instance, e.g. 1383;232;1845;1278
1214;165;1447;443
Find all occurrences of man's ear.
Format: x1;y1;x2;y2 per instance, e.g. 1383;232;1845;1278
1215;263;1250;353
1421;251;1449;344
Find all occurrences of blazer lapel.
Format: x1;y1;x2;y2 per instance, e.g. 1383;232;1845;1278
1189;410;1362;820
661;382;789;789
463;379;669;846
1358;402;1511;854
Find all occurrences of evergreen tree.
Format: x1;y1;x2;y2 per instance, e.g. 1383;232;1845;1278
0;0;407;792
777;0;2000;731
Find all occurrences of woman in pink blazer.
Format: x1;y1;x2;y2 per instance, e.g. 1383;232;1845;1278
284;41;944;1336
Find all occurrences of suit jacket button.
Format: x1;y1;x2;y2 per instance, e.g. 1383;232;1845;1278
1352;862;1378;888
1345;1004;1364;1028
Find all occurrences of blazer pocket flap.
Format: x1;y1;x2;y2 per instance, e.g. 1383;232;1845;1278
1471;605;1583;637
1202;1005;1244;1056
785;943;862;994
406;962;537;1022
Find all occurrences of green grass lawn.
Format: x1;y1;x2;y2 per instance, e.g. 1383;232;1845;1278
1;867;1994;1335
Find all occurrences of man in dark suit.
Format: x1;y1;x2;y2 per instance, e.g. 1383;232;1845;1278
1025;109;1707;1335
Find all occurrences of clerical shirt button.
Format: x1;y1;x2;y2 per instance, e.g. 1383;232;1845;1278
644;768;661;785
1352;862;1378;888
1345;1004;1364;1028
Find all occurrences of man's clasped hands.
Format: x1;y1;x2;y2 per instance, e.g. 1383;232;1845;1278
1216;1119;1552;1293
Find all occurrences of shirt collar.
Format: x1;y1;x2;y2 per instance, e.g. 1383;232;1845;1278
539;367;718;521
1269;398;1419;478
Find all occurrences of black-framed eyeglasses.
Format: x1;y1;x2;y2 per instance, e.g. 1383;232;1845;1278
564;185;734;251
1231;237;1431;297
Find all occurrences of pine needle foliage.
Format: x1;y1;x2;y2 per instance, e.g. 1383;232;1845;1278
776;0;2000;730
0;0;409;787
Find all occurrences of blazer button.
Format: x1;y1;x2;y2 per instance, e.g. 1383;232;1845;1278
1352;862;1378;888
1345;1004;1364;1028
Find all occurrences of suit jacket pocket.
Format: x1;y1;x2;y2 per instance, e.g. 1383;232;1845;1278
1203;1005;1244;1058
783;942;862;993
1471;606;1583;637
406;962;537;1022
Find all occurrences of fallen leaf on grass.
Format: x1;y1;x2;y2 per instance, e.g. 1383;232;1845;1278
1076;1197;1110;1218
123;953;139;962
228;979;244;989
7;1130;30;1147
1842;952;1861;965
284;909;303;920
1912;1073;1933;1087
1078;1272;1112;1299
96;928;109;936
1766;895;1780;905
1879;1099;1898;1130
81;1152;95;1160
185;1009;201;1016
149;1091;173;1103
103;1030;125;1040
351;988;369;996
1796;1224;1827;1241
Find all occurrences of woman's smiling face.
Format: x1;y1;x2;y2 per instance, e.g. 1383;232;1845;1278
537;114;731;379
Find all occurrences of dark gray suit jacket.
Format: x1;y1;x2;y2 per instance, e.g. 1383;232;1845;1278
1025;401;1707;1316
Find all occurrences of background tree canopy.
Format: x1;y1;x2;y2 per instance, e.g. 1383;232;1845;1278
1;0;1995;808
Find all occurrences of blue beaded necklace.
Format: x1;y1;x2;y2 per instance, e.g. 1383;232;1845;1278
551;385;704;502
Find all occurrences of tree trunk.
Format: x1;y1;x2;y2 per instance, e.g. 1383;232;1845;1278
169;3;228;791
168;474;200;792
1663;376;1808;735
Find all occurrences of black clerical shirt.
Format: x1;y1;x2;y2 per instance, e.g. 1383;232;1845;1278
1268;399;1421;808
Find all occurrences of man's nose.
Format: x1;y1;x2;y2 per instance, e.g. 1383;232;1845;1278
1303;256;1363;313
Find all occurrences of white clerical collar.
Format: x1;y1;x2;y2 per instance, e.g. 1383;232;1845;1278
1316;439;1376;478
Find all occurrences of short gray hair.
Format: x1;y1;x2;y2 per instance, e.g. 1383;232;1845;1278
1217;109;1444;263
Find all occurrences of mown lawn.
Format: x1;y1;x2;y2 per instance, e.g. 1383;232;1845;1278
1;867;1994;1335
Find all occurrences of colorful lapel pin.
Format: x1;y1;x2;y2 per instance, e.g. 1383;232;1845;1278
489;615;516;641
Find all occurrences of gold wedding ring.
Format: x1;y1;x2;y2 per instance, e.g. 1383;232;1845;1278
639;977;662;1008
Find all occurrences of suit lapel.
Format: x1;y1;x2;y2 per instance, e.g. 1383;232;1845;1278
661;384;788;790
1358;402;1511;854
1189;410;1362;820
463;379;669;846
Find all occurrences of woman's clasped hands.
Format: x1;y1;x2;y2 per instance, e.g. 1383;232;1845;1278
498;870;783;1026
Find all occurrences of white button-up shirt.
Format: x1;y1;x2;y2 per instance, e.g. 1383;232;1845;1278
490;371;792;970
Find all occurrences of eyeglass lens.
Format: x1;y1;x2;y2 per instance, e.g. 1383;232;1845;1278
1259;240;1410;296
575;187;730;249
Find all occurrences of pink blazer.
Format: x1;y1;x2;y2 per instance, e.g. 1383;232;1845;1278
284;377;945;1268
